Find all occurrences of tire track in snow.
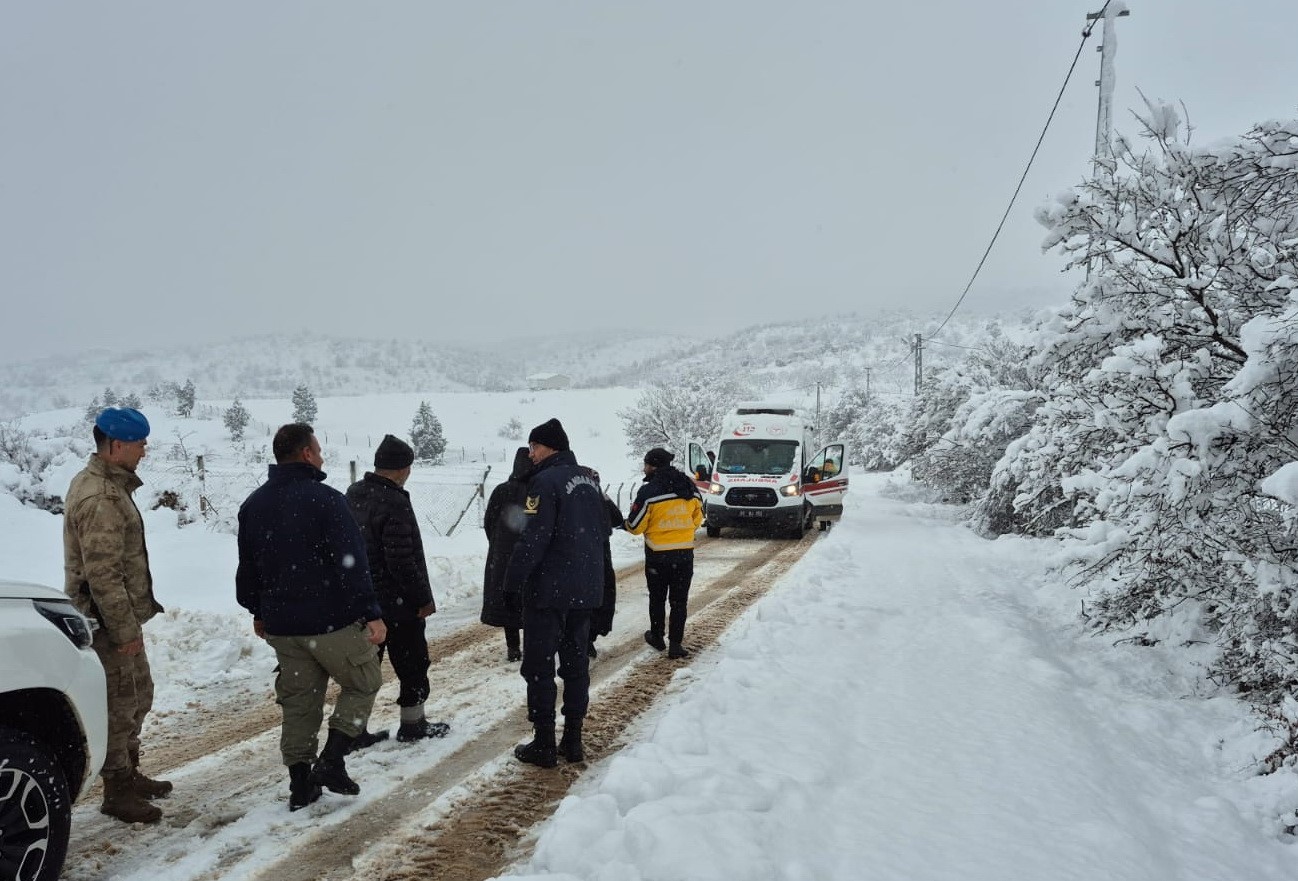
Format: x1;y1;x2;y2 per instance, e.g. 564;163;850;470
247;535;813;881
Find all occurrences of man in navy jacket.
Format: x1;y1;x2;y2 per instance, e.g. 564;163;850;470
236;423;386;810
503;418;607;767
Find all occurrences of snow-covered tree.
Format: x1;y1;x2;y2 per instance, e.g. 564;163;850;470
101;387;120;407
291;384;317;424
121;392;143;409
224;398;251;442
970;104;1298;724
619;370;752;459
176;379;196;418
83;395;101;423
410;401;446;463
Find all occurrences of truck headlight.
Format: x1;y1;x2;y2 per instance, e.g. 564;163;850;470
34;599;96;650
779;483;801;497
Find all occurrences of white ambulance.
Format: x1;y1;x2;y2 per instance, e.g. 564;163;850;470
686;403;849;539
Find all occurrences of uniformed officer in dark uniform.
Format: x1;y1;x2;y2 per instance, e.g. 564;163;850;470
502;418;607;767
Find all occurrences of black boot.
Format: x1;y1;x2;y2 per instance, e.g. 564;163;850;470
559;717;584;763
397;719;451;742
288;762;322;812
644;630;666;651
349;727;390;753
514;724;557;768
668;643;691;659
310;729;360;795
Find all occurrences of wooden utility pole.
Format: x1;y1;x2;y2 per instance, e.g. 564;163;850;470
864;367;872;404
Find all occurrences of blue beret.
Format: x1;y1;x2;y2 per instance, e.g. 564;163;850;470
95;407;150;442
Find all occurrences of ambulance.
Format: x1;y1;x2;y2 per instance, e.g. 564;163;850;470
685;403;849;539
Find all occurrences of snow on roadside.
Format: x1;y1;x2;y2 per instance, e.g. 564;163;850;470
498;474;1298;881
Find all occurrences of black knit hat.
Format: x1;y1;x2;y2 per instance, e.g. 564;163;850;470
374;434;415;469
528;418;570;452
644;447;674;468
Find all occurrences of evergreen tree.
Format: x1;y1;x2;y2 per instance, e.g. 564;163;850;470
83;395;101;423
121;392;143;409
291;384;317;424
410;401;446;463
176;379;196;418
101;387;120;407
224;398;251;442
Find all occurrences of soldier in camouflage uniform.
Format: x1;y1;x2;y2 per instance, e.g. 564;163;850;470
63;407;170;824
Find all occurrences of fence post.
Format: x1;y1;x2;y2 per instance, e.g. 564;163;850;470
197;455;208;518
446;465;491;536
350;460;358;484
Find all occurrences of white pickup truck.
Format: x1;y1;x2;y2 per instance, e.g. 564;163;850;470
0;579;107;881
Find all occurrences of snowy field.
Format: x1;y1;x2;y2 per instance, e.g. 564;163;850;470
4;388;1298;879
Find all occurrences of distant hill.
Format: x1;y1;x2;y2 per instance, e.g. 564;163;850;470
0;309;1047;418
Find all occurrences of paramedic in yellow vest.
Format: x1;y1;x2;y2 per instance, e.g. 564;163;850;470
625;448;704;659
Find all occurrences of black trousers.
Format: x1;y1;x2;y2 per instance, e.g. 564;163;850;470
378;616;430;707
521;607;591;725
645;548;694;646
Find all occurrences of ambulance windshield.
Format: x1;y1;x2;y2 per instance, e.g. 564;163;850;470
716;439;798;475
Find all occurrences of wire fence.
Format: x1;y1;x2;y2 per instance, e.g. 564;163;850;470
170;453;643;537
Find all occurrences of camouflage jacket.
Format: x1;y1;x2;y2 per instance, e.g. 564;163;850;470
63;455;163;645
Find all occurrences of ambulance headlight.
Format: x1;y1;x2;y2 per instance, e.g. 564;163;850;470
779;483;801;497
708;482;724;495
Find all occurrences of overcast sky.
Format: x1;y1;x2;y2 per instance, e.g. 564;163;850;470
3;1;1296;364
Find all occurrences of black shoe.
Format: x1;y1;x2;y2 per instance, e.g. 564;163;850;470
288;762;322;811
397;719;451;742
667;643;691;659
644;630;666;651
514;726;557;768
349;728;390;753
559;718;584;763
507;647;522;662
587;641;598;659
310;729;360;795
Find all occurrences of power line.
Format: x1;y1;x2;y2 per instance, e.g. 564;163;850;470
926;1;1114;341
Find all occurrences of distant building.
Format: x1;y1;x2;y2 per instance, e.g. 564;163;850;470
526;372;571;391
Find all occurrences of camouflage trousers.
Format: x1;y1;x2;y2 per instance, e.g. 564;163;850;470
92;631;154;776
266;623;383;766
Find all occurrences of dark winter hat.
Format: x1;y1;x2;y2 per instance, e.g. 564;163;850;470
528;418;570;452
95;407;150;442
644;447;674;468
374;434;415;469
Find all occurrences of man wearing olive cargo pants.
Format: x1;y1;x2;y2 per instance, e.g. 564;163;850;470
236;423;386;811
64;407;171;824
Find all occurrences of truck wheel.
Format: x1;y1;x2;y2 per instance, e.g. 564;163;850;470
0;727;72;881
706;524;721;538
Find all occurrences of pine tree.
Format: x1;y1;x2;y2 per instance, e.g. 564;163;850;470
176;379;196;418
410;401;447;463
224;398;251;442
121;392;143;409
101;387;120;407
291;385;317;424
83;395;101;423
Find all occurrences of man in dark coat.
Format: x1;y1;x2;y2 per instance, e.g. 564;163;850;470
346;434;450;747
482;447;531;661
503;418;606;767
236;423;385;811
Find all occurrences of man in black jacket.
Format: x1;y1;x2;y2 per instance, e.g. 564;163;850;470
236;423;385;811
503;418;607;767
346;434;450;747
